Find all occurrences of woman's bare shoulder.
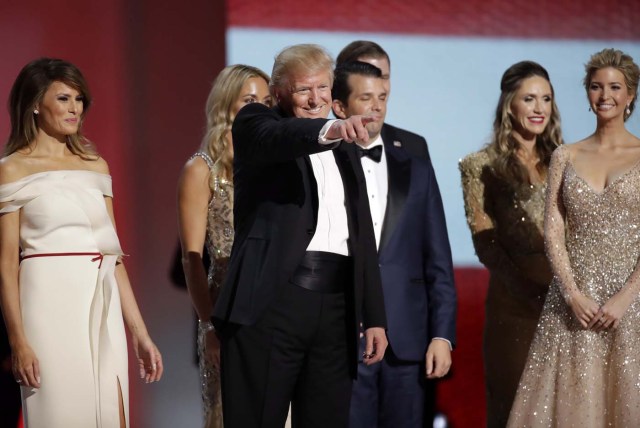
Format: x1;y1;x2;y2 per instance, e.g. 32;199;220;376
0;154;31;185
179;155;212;197
79;155;110;175
183;155;212;179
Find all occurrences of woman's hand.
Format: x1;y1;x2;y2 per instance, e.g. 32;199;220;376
588;289;635;332
12;342;40;388
567;292;599;328
132;334;163;383
202;330;220;368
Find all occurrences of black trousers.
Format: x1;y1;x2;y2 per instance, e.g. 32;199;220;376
221;254;353;428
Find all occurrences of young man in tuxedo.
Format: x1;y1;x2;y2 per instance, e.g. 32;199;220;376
213;44;388;428
336;40;430;160
332;60;457;428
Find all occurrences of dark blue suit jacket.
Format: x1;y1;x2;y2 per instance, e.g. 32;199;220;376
373;124;457;362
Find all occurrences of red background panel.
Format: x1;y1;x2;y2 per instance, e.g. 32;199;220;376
439;268;490;427
0;1;226;426
0;0;133;245
229;0;640;40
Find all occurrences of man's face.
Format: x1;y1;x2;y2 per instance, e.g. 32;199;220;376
279;70;333;118
332;74;387;140
358;56;390;95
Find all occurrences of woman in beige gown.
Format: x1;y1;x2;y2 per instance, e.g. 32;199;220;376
508;49;640;427
459;61;563;427
177;64;272;428
0;58;162;428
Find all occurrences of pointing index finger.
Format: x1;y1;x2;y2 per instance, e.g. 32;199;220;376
361;113;381;125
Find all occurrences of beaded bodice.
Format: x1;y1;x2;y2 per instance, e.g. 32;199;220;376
506;141;640;428
190;152;234;289
460;149;550;288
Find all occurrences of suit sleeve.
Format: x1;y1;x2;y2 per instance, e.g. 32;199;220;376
422;160;457;345
232;103;332;164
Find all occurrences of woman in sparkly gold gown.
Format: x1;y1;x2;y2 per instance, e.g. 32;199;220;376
460;61;563;427
508;49;640;427
177;65;272;428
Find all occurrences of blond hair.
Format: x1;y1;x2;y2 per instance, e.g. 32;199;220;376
584;48;640;121
270;44;334;98
200;64;270;180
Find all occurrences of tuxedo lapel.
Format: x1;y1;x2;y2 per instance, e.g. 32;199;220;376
299;156;319;226
333;143;360;242
379;142;411;252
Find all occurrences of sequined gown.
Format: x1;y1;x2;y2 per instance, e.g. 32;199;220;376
508;144;640;427
191;152;233;428
460;149;552;427
0;170;128;428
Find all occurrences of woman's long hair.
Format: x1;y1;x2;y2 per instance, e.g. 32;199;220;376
200;65;270;180
5;57;96;158
488;61;563;184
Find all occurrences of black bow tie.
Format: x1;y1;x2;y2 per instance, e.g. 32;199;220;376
357;145;383;163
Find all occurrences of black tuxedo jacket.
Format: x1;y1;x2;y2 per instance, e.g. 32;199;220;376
213;103;386;374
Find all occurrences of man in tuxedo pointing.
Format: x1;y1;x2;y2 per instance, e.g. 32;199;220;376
213;44;388;428
332;60;457;428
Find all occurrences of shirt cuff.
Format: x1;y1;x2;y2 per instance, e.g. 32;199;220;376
432;337;453;351
318;119;341;145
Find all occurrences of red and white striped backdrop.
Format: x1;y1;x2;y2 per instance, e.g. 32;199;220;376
226;0;640;266
226;2;640;425
228;0;640;40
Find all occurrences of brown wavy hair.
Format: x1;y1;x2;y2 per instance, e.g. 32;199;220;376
200;64;270;180
583;48;640;122
5;58;96;158
488;61;563;184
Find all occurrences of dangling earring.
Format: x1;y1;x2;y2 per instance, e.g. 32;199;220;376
588;106;592;112
626;105;631;116
34;109;39;115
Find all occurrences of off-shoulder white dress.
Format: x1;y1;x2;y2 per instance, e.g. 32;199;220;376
0;170;128;428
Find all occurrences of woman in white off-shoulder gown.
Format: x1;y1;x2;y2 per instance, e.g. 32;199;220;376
0;58;162;428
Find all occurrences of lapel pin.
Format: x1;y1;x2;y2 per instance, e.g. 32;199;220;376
393;140;402;147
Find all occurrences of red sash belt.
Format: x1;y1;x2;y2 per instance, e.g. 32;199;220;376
21;252;104;267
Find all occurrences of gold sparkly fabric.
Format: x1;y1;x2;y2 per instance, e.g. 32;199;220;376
508;144;640;427
460;149;551;427
191;151;234;428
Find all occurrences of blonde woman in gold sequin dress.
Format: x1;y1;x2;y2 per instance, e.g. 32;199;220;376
508;49;640;427
460;61;563;428
177;64;272;428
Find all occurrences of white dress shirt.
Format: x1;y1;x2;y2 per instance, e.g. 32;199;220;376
305;120;350;256
356;135;387;250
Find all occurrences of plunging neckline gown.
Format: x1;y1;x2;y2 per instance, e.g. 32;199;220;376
508;145;640;426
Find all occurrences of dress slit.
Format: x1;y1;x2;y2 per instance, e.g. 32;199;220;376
117;376;126;428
